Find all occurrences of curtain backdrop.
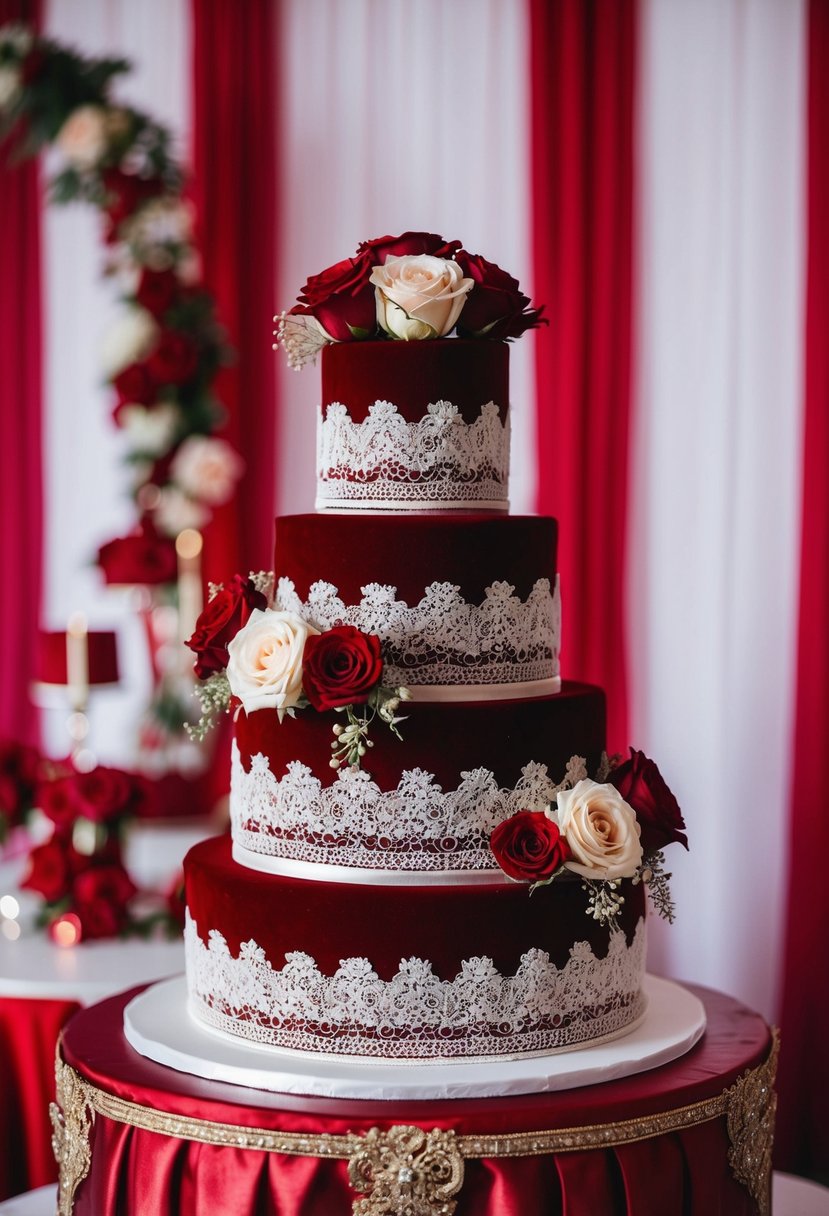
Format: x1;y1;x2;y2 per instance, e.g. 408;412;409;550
775;0;829;1174
629;0;805;1031
530;0;637;753
190;0;277;583
0;0;42;747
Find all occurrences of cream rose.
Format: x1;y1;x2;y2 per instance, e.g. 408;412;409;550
553;779;643;880
171;436;244;506
0;63;22;111
56;105;109;170
227;609;319;717
100;306;159;378
118;402;181;457
153;486;209;537
370;254;474;340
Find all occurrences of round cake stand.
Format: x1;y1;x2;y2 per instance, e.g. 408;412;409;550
123;973;705;1100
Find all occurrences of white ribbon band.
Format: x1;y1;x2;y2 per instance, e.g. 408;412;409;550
232;840;508;886
406;676;561;703
315;496;510;512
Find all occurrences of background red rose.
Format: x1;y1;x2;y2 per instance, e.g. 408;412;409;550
135;268;179;318
73;766;136;823
37;775;82;835
302;625;383;711
112;362;156;407
490;810;571;882
0;740;41;828
145;330;199;385
609;749;688;854
186;574;268;678
455;250;545;340
97;525;177;586
22;840;72;903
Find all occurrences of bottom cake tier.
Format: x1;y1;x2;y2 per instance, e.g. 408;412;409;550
57;984;778;1216
183;836;648;1062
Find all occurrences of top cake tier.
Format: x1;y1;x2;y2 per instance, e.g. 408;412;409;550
316;340;510;511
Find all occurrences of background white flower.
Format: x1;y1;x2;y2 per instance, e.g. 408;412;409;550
100;306;158;377
117;402;181;457
56;104;110;170
171;435;244;506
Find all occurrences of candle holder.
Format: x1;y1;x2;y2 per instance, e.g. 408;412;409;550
31;621;120;765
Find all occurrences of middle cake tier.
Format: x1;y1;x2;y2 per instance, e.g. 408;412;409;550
231;682;605;879
272;513;560;698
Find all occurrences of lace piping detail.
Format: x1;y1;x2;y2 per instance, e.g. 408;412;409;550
231;745;590;874
274;576;561;689
316;399;510;509
184;913;647;1061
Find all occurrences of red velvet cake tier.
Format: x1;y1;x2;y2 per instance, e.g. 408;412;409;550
317;342;511;511
230;682;605;876
184;836;647;1061
273;513;559;694
322;339;509;424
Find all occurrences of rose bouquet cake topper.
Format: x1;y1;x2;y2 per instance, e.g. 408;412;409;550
274;231;545;370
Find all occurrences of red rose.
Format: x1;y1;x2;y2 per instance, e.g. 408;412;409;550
101;170;164;242
490;811;571;882
0;740;40;825
37;775;83;834
72;862;137;940
292;253;377;341
609;749;688;854
135;269;179;318
302;626;383;712
72;766;134;823
357;231;462;261
22;840;72;903
112;362;157;407
186;574;268;679
145;330;199;385
97;525;177;586
455;251;545;341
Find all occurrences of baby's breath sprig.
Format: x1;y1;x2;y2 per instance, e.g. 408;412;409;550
582;878;625;931
186;671;231;742
329;685;411;770
249;570;274;601
635;850;676;923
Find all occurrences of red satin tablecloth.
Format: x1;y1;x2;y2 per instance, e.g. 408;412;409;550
57;982;775;1216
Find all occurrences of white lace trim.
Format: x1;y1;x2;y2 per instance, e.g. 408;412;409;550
231;744;590;875
274;575;561;689
316;399;510;509
185;913;647;1061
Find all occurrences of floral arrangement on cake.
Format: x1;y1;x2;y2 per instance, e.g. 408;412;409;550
490;750;688;928
275;230;545;370
0;23;241;579
0;735;184;942
185;573;409;766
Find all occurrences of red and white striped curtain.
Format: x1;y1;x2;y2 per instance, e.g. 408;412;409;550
19;0;827;1174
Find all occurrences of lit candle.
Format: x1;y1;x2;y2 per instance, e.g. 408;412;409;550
176;529;204;644
50;912;82;948
66;612;89;713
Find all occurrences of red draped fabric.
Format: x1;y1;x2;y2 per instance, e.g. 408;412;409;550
63;985;771;1216
0;0;42;747
190;0;278;585
0;995;79;1200
529;0;636;752
775;0;829;1176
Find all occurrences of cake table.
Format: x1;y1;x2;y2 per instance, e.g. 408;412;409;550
53;982;777;1216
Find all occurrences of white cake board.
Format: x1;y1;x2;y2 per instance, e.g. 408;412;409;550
123;974;705;1101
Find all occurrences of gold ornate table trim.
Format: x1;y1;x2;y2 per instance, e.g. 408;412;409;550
52;1030;778;1216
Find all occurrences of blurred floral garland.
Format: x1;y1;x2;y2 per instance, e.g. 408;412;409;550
0;22;242;584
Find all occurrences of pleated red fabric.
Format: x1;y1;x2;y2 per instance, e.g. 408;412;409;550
775;0;829;1176
529;0;636;752
0;995;79;1200
190;0;278;584
0;0;42;747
